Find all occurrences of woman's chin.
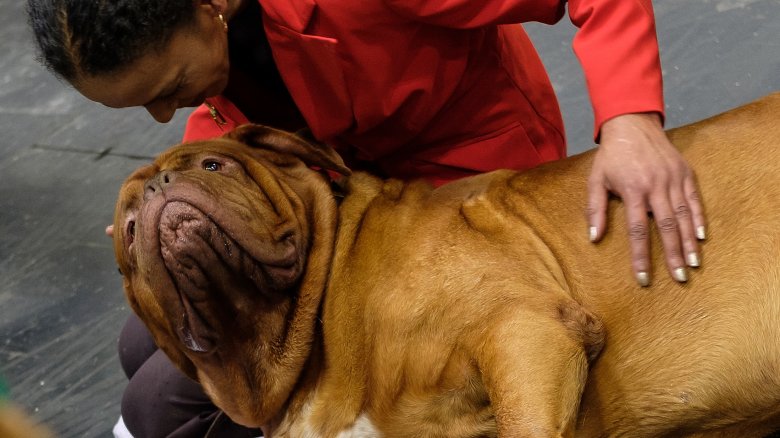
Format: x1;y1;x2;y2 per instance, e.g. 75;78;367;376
183;95;206;108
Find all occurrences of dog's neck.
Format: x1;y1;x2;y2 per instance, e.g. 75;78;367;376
269;173;388;436
262;329;328;436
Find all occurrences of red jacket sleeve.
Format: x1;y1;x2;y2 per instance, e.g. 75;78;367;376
568;0;664;137
382;0;665;138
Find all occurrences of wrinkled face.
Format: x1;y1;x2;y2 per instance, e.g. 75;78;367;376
114;130;342;426
116;139;309;368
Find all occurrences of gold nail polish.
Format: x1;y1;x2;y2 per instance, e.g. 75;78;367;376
636;271;650;287
674;267;688;282
687;252;700;267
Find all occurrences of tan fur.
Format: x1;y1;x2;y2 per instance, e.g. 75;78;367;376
114;94;780;437
0;403;53;438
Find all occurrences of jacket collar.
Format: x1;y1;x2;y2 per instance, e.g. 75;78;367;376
258;0;316;33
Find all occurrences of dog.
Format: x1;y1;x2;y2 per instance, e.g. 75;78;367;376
0;402;52;438
113;93;780;437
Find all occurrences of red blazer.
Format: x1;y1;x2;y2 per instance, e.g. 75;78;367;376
185;0;664;186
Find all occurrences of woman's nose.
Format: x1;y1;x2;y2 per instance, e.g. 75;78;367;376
144;101;176;123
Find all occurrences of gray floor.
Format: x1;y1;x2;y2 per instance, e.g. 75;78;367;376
1;1;778;436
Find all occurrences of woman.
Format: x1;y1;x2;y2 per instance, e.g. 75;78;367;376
29;0;706;436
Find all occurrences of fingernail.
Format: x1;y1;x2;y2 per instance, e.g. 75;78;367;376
636;271;650;287
589;226;598;242
687;252;700;267
674;267;688;282
696;226;706;240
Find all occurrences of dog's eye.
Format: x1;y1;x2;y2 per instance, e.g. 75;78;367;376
203;160;221;172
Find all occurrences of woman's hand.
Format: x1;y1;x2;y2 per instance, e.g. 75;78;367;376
587;113;706;286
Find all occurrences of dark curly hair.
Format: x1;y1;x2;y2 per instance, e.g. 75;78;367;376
27;0;196;81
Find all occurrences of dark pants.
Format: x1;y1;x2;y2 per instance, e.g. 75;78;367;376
118;313;261;438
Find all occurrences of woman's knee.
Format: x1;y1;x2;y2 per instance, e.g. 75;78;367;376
117;313;158;379
121;349;217;437
120;349;259;437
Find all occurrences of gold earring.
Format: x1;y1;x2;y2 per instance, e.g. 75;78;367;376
218;13;228;31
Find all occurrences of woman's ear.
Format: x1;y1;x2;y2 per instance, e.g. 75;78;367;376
193;0;230;29
225;124;351;175
196;0;229;15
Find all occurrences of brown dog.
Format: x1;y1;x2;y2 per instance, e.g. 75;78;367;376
113;93;780;437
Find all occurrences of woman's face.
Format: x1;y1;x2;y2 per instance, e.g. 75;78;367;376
75;8;229;123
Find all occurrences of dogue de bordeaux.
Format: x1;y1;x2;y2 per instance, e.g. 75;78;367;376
113;93;780;437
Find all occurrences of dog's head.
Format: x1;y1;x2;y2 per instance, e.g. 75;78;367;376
113;125;348;426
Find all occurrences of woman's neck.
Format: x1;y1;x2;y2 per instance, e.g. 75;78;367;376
224;0;247;21
221;0;308;131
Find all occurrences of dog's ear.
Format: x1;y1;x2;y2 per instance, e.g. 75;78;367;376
225;124;351;175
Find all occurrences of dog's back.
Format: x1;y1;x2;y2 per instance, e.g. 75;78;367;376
314;93;780;436
512;93;780;436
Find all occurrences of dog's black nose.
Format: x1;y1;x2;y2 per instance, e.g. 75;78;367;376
144;171;177;200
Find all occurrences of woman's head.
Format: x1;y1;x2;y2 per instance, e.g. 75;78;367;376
28;0;232;122
28;0;197;81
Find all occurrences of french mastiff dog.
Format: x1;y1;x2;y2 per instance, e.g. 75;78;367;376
113;93;780;437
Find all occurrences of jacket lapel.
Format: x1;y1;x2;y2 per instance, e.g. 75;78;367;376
259;0;355;141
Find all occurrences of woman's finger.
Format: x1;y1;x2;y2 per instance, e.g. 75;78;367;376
623;194;653;286
684;175;707;240
648;192;688;283
587;176;609;243
669;183;700;268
